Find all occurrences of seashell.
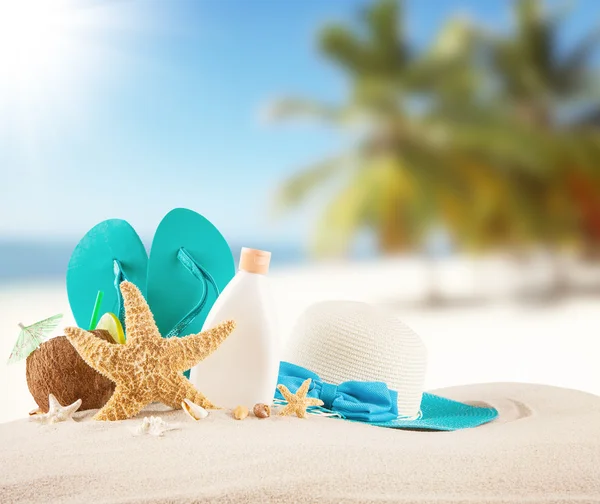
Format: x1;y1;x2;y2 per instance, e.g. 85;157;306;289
253;403;271;418
181;398;209;421
232;405;249;420
131;416;178;437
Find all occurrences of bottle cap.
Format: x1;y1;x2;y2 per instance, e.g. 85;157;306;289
239;247;271;275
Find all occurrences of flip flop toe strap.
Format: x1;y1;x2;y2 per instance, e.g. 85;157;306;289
164;247;220;339
113;259;130;328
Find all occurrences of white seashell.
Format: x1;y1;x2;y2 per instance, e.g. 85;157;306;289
131;416;178;437
181;398;209;421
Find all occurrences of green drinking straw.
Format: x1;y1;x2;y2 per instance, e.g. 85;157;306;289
88;291;104;331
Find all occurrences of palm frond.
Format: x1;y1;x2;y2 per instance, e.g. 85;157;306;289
311;166;373;255
266;98;352;124
274;155;352;212
319;0;410;78
556;25;600;95
319;24;368;75
363;0;408;73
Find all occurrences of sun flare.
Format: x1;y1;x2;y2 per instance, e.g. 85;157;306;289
0;1;73;92
0;0;125;155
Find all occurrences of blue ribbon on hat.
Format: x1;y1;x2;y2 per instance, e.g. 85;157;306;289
276;361;400;422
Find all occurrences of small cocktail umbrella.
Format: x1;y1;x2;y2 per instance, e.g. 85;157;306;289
7;314;63;364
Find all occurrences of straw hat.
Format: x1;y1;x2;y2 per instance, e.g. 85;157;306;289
281;301;497;430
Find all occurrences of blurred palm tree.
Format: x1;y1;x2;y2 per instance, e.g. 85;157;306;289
492;0;599;127
269;0;555;257
491;0;600;236
489;0;600;293
269;0;488;255
269;0;600;297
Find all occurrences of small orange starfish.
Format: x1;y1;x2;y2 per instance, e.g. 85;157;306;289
277;378;324;418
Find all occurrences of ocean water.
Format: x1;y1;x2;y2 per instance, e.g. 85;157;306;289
0;239;308;283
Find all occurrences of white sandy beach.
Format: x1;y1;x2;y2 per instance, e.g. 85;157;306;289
3;382;600;503
1;257;599;425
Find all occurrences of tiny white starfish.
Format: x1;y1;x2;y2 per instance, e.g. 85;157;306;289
30;394;82;424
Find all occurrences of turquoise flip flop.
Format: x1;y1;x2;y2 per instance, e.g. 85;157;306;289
66;219;148;331
147;208;235;342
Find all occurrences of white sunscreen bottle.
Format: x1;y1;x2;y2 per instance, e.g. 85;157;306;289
190;248;279;407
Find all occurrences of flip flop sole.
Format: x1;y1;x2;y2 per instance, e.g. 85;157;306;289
67;219;148;330
147;208;235;339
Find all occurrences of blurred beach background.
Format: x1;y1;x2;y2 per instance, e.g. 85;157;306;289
1;0;599;424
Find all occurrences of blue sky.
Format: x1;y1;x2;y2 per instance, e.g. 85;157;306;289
0;0;597;246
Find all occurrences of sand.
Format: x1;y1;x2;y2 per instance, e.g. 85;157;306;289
1;382;599;503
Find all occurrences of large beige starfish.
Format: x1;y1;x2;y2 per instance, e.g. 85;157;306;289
64;281;235;421
277;378;324;418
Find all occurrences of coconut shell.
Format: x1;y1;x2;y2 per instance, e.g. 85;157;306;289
26;329;116;413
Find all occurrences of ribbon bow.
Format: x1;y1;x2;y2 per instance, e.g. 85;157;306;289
276;361;399;422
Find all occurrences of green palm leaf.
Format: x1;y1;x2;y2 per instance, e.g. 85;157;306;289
266;98;357;125
274;155;353;211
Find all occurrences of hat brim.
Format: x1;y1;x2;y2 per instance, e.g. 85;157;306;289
361;393;498;431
